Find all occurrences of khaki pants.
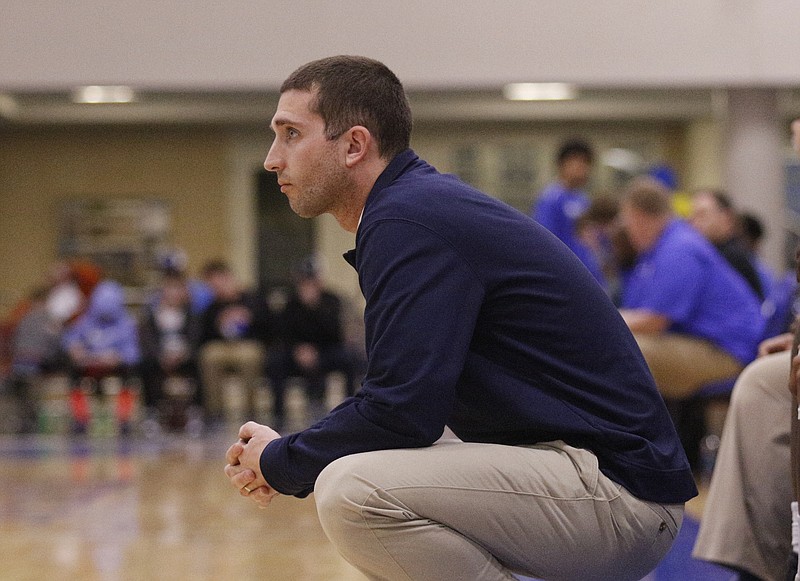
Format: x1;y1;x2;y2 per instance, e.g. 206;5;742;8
693;351;793;581
633;333;744;398
199;340;266;417
315;439;683;581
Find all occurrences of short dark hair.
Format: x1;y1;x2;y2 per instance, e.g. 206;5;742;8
557;139;594;165
200;259;230;278
709;189;733;212
161;268;187;284
583;195;620;225
281;55;412;160
740;212;765;242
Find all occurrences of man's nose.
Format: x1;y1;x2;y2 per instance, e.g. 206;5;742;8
264;141;282;172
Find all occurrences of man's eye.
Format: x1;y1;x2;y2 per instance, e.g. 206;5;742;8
287;128;299;139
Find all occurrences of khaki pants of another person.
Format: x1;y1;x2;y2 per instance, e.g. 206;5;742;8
199;340;266;418
315;439;683;581
633;333;744;399
693;351;793;581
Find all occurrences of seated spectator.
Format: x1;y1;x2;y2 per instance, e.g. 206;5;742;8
693;332;794;581
62;280;140;434
45;258;103;325
197;260;270;424
139;269;202;432
151;248;215;314
690;189;764;301
575;194;621;297
266;258;363;430
1;258;100;378
618;177;764;399
741;211;783;310
6;286;64;433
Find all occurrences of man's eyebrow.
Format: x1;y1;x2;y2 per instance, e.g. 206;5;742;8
271;115;298;129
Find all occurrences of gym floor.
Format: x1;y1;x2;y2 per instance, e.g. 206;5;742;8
0;424;733;581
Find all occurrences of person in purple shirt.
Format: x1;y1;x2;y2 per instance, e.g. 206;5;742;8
62;280;140;433
224;56;695;581
532;139;606;287
619;176;765;399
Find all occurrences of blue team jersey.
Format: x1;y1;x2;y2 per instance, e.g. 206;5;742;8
533;182;605;287
622;219;764;364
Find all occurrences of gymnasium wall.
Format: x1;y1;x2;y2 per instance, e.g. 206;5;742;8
2;2;800;90
0;127;230;311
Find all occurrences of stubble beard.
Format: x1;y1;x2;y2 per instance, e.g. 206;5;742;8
289;150;354;220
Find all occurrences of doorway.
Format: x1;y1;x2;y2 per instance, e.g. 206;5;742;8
254;169;315;293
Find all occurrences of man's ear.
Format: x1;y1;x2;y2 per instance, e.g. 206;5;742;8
343;126;373;168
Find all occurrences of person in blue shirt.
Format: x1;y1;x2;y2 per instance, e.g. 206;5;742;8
532;138;606;287
224;56;695;581
62;280;140;433
618;177;765;400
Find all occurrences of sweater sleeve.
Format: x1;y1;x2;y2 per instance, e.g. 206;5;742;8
260;219;485;496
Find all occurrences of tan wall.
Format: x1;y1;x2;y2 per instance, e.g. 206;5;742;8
0;126;230;312
411;120;686;208
683;119;724;191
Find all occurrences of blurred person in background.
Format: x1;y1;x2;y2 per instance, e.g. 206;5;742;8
5;286;64;433
575;194;621;298
531;139;606;288
619;177;764;400
266;257;362;430
740;212;780;301
197;260;271;425
618;177;765;468
62;280;140;434
1;259;100;379
151;248;214;315
690;189;764;301
139;269;202;434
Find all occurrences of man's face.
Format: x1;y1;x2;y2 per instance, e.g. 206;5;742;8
559;155;591;190
689;192;729;242
619;203;656;254
264;89;354;218
208;271;238;300
162;278;188;307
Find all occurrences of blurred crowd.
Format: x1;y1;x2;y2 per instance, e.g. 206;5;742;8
0;253;366;437
524;132;798;581
532;139;796;474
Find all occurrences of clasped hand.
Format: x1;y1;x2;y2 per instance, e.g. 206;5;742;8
224;421;282;508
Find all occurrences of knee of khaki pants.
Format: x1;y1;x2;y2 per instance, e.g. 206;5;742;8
315;454;368;539
315;453;411;545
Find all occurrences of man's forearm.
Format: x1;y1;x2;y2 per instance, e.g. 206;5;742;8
619;309;669;334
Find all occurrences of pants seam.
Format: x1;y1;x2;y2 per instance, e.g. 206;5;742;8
358;488;415;581
383;483;621;503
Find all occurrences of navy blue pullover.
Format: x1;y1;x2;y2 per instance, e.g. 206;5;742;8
261;150;697;504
